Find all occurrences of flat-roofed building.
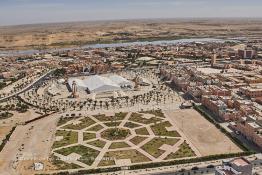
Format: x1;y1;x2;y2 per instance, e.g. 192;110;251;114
235;117;262;149
215;157;252;175
240;87;262;98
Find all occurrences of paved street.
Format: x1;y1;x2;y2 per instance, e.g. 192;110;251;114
0;69;54;102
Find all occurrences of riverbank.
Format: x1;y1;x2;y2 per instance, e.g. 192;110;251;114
0;37;237;57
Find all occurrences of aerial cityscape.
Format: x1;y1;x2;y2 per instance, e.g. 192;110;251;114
0;1;262;175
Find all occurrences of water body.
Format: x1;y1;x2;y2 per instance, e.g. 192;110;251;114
0;38;236;57
84;38;227;48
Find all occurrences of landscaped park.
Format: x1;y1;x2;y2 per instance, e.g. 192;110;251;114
51;110;199;170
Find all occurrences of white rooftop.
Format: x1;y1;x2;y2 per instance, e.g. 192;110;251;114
137;57;155;61
68;74;132;93
84;75;120;92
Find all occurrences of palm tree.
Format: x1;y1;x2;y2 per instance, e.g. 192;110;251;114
94;100;97;110
123;96;127;103
99;101;103;109
105;101;109;110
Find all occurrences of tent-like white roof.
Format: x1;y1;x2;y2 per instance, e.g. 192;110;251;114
68;75;121;93
68;78;87;90
83;75;120;92
108;75;132;86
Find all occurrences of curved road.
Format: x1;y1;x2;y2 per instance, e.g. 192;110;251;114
0;69;55;103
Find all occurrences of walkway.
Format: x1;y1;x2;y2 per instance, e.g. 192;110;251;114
51;110;200;169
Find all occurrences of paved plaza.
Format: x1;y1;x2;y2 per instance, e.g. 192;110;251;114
51;110;200;170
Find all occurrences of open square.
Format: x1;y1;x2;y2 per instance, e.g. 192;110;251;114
50;109;242;170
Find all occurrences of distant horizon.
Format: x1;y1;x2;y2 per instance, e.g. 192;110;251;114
1;0;262;26
1;17;262;28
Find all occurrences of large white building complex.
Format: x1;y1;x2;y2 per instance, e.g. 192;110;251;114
68;74;133;94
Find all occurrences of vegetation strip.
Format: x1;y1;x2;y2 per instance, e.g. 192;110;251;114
0;126;16;152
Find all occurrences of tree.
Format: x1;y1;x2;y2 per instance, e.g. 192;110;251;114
99;101;103;109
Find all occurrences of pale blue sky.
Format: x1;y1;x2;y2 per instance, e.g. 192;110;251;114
0;0;262;26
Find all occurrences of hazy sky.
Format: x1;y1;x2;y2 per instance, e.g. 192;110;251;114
0;0;262;26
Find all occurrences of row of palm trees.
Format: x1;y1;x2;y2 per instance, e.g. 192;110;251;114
0;68;49;99
19;74;178;113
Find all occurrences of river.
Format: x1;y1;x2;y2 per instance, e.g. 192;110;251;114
0;38;237;57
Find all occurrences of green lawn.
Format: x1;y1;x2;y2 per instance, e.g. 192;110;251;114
92;114;111;121
57;117;73;126
141;138;179;158
51;154;82;169
62;117;95;130
140;109;165;118
86;139;106;148
103;121;121;127
101;128;130;141
83;132;96;141
129;113;162;125
98;149;150;167
135;127;150;135
98;156;115;167
115;112;128;120
52;130;78;149
109;142;130;149
165;141;196;160
130;136;148;145
151;121;180;137
93;112;127;121
54;145;99;166
86;124;104;132
124;122;141;128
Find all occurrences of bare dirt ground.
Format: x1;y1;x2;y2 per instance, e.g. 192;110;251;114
165;109;242;156
0;113;59;175
0;126;12;142
0;18;262;50
0;109;42;146
0;109;41;125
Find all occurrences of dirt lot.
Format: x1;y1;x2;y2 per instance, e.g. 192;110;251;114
0;126;13;142
0;114;59;175
165;109;242;156
0;109;42;147
0;109;42;125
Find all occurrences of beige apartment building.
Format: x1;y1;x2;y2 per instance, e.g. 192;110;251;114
240;87;262;98
233;117;262;149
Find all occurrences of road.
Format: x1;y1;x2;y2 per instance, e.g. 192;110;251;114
0;69;54;103
220;123;262;152
150;158;262;175
92;154;262;175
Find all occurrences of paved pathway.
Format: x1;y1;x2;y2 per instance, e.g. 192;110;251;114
51;110;200;170
157;139;184;161
163;111;202;157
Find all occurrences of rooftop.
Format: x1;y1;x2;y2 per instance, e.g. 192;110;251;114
231;158;250;167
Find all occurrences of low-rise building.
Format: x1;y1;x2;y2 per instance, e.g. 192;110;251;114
233;116;262;149
215;157;252;175
239;87;262;98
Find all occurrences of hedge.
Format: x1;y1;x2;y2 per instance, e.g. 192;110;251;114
129;151;253;170
38;166;121;175
0;126;16;152
40;152;254;175
24;111;56;125
38;105;255;175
